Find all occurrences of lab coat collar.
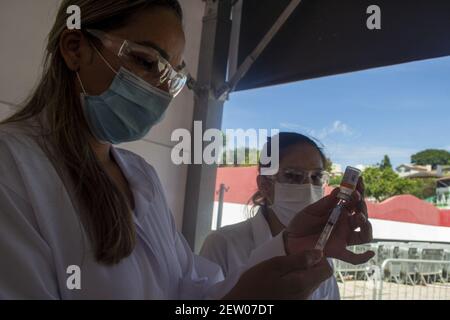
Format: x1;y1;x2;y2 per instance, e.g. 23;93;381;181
250;207;273;247
110;146;156;217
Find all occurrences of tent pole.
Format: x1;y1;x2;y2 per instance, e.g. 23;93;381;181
216;0;303;100
228;0;243;81
182;0;232;252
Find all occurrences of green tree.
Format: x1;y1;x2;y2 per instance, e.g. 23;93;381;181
403;178;436;199
379;155;392;170
239;147;260;166
328;175;342;186
363;167;436;202
411;149;450;169
221;132;227;165
220;131;261;167
363;167;398;202
221;147;260;167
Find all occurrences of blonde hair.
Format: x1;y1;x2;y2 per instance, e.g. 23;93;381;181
1;0;182;265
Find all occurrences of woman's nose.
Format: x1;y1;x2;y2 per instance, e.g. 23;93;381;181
157;81;171;94
303;175;314;185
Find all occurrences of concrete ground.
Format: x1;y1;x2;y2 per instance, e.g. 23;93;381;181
338;281;450;300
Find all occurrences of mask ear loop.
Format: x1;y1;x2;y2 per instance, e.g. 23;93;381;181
90;41;119;76
75;41;119;95
76;71;87;95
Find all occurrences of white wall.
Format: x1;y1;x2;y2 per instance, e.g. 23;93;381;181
0;0;61;106
0;0;204;231
0;103;14;120
210;202;249;231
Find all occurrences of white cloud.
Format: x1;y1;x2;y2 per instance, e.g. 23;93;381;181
310;120;354;140
280;121;420;168
280;120;354;140
323;120;353;139
332;120;352;134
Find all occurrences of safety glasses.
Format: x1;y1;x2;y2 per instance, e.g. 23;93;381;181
85;29;188;97
268;168;328;186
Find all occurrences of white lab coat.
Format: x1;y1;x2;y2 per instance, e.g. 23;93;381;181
200;209;341;300
0;121;286;299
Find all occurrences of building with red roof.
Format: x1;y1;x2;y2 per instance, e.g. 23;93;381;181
213;166;450;243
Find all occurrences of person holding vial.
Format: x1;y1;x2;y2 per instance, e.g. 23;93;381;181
315;166;363;251
201;132;374;300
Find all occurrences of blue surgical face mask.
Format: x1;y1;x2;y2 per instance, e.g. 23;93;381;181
76;48;173;145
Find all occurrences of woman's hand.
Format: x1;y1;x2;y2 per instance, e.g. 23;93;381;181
284;178;375;265
223;250;333;300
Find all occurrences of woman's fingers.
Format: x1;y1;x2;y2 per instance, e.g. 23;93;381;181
287;189;340;237
301;188;340;218
353;183;369;219
357;198;369;219
348;212;373;245
354;177;369;218
224;250;328;300
356;176;365;198
342;177;367;214
281;258;333;299
348;229;372;246
299;259;334;286
274;250;323;275
342;190;362;213
339;249;375;265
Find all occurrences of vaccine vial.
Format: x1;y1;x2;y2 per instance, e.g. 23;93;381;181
315;166;362;250
337;166;362;201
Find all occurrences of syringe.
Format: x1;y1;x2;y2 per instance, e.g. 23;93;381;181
314;202;344;250
314;166;362;251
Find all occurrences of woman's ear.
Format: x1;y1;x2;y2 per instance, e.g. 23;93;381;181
59;29;88;71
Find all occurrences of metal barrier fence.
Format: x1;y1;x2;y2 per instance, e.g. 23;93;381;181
334;259;450;300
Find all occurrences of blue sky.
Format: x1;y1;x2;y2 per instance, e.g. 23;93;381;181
221;56;450;169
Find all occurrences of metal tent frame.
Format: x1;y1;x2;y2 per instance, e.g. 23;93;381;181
182;0;302;251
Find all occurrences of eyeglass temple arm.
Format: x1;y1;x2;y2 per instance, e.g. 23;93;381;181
181;71;203;98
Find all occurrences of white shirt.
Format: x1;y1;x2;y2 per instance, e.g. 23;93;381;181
200;209;341;300
0;122;286;299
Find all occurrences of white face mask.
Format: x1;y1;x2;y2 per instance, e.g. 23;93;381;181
269;182;324;227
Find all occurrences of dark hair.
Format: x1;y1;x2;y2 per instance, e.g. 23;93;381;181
250;132;327;212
